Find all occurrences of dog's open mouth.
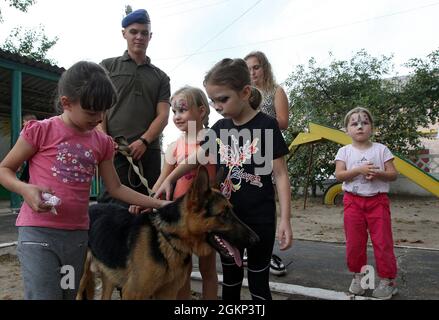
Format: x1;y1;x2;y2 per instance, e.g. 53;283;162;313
208;234;242;267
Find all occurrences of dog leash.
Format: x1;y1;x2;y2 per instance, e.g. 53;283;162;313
149;210;189;257
159;229;189;257
114;136;154;195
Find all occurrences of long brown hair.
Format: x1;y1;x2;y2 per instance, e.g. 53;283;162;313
204;58;262;110
55;61;117;114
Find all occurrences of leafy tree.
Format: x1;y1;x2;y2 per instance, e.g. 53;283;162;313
0;0;58;64
284;49;439;197
1;25;58;64
0;0;35;22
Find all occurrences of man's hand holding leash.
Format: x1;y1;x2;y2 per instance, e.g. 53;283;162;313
129;138;148;161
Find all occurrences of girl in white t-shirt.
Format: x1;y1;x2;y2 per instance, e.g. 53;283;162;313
335;107;398;300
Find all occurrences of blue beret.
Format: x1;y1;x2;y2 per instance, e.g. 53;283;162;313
122;9;150;28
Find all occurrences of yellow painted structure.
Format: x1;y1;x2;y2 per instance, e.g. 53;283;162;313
322;183;344;205
289;123;439;203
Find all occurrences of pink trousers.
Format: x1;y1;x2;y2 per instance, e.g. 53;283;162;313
343;192;397;279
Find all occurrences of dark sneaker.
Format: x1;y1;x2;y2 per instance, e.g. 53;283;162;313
270;254;287;276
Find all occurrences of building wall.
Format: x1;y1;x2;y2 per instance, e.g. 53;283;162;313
389;174;439;197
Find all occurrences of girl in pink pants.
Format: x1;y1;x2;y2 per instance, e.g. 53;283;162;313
335;107;398;300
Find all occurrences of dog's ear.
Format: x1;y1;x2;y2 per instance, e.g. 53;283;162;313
188;166;210;210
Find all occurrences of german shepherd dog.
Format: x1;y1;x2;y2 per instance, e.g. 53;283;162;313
77;166;259;299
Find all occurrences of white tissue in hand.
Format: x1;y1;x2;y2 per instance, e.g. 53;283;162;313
41;193;61;214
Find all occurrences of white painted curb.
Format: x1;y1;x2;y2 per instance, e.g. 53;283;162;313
191;271;378;300
0;241;17;249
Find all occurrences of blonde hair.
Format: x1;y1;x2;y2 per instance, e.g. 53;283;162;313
171;86;210;128
344;107;374;129
244;51;276;93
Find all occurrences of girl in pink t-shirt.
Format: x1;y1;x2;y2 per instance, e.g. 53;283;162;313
0;61;169;300
132;86;217;299
335;107;398;300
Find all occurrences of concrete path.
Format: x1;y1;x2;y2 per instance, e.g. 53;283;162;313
1;209;438;300
191;239;439;300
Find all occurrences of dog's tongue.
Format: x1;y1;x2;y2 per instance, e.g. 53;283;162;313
222;239;242;267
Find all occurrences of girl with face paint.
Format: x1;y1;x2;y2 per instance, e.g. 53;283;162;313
130;86;218;300
334;107;399;300
154;59;292;301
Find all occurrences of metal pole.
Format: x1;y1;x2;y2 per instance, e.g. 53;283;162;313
10;70;22;209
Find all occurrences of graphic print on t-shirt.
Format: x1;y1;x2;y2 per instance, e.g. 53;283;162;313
52;142;97;184
352;155;373;194
216;135;263;199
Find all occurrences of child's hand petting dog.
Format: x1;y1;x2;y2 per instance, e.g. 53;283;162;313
129;200;172;215
128;205;152;214
159;200;173;207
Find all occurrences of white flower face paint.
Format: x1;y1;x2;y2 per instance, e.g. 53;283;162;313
172;97;189;112
349;112;371;129
346;111;373;145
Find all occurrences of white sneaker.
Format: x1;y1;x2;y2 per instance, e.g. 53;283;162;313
372;279;398;300
349;273;365;295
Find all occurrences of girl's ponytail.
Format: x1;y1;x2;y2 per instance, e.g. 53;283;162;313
202;109;210;128
249;86;262;110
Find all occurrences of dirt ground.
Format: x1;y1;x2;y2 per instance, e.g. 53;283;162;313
1;195;438;300
290;195;439;248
